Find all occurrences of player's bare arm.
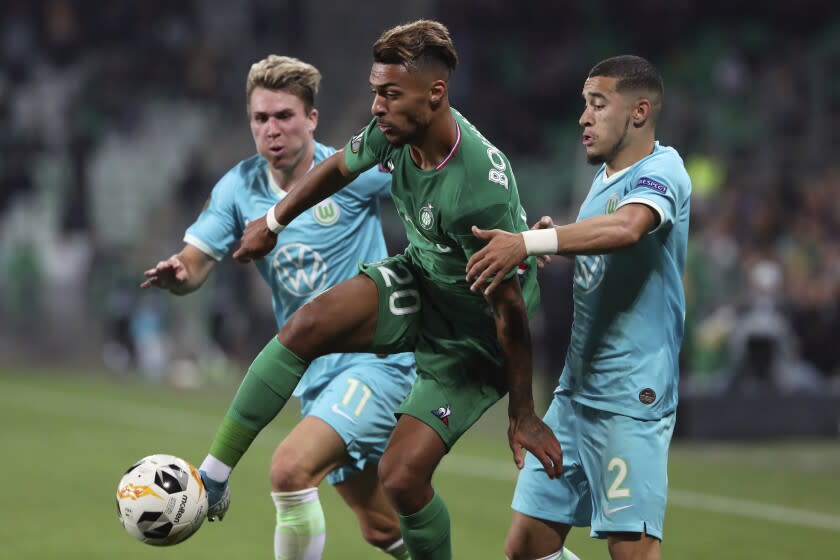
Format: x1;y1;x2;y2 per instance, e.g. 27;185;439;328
467;203;656;294
487;276;563;479
140;243;215;295
233;150;359;263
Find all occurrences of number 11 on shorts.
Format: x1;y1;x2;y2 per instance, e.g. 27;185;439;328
340;378;372;416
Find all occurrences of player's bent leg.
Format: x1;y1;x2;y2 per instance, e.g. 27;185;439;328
379;415;447;513
334;463;409;559
270;416;349;560
606;532;660;560
271;416;348;491
378;415;451;560
504;511;571;560
506;394;589;560
279;274;381;360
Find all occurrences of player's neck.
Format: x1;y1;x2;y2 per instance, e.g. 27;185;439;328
270;145;315;191
605;136;655;176
408;109;457;171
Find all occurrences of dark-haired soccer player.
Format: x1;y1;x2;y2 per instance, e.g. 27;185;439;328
196;20;564;560
466;55;691;560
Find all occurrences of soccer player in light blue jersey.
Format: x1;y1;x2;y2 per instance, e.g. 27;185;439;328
466;55;691;560
141;55;415;560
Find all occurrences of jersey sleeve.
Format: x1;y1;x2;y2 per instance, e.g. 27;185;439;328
343;118;388;175
618;158;690;234
183;170;242;261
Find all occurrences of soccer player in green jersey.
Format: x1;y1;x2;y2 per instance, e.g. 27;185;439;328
201;20;563;560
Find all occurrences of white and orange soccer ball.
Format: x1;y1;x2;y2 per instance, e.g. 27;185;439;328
116;454;208;546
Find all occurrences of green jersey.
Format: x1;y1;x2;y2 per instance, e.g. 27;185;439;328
344;108;540;331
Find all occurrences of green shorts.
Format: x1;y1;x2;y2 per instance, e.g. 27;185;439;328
360;253;507;449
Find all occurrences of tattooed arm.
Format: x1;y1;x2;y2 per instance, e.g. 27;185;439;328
487;276;563;478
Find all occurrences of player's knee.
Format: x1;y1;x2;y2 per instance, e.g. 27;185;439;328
504;525;564;560
377;454;421;502
270;450;315;492
503;534;528;560
278;303;322;348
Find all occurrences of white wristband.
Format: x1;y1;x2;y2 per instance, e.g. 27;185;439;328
522;228;558;256
265;203;285;234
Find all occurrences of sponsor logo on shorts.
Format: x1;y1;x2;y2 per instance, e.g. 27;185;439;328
431;404;451;426
639;388;656;404
604;504;634;516
637;177;667;194
331;403;357;423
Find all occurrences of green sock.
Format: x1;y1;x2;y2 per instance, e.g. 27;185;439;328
398;492;451;560
208;338;308;467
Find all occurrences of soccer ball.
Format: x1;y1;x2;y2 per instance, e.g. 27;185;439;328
116;454;208;546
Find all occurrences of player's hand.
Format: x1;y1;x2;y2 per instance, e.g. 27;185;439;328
508;412;563;479
465;226;527;295
233;216;278;263
140;255;188;290
532;216;555;269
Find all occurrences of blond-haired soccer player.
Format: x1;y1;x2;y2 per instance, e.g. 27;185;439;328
142;55;414;560
196;21;566;560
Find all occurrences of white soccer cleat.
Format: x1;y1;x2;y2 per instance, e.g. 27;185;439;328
199;470;231;522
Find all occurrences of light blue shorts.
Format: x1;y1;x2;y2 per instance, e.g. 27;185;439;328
299;360;415;485
511;391;675;540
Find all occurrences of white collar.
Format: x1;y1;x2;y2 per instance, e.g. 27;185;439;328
267;160;315;197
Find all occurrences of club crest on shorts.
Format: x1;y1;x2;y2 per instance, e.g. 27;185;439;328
639;388;656;404
431;404;451;426
419;203;435;230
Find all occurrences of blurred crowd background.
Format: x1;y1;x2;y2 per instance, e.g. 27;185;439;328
2;0;839;406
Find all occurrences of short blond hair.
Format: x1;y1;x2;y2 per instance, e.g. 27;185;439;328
246;55;322;111
373;20;458;76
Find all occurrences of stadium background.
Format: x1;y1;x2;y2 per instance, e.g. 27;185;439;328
0;1;838;558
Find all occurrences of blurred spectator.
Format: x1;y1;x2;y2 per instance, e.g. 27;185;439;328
724;260;824;394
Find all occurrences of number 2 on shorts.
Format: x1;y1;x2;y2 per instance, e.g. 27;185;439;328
607;457;631;499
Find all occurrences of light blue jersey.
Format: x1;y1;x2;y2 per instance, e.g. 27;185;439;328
184;141;416;397
558;142;691;420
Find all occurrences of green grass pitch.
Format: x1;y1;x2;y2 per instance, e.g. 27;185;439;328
1;369;838;559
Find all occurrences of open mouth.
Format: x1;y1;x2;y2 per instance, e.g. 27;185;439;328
582;134;594;147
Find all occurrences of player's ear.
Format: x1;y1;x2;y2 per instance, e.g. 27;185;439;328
632;98;651;128
308;108;319;132
429;79;447;110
